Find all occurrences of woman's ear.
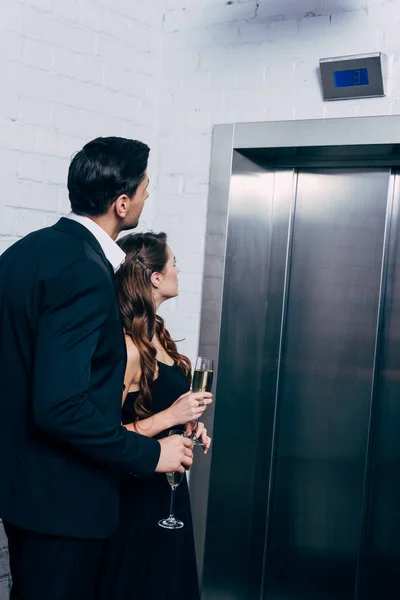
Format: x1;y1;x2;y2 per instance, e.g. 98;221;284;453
151;271;162;288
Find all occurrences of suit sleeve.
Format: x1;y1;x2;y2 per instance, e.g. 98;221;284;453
32;259;160;476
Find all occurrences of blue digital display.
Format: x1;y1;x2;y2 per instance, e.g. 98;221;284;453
334;68;369;88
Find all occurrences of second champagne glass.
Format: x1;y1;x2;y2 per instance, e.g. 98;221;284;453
190;356;214;446
158;429;187;530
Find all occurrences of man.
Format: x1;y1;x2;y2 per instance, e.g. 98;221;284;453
0;137;194;600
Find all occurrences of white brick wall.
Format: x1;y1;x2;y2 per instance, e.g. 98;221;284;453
0;0;164;260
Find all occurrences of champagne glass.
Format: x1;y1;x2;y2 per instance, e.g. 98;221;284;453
190;357;214;446
158;429;187;530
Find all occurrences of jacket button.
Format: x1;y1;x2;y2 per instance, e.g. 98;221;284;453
121;384;126;392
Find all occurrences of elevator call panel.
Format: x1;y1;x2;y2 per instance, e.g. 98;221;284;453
320;53;387;101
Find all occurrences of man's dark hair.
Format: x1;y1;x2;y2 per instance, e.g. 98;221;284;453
67;136;150;217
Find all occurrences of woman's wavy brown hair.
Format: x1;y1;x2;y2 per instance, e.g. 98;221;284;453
115;232;192;420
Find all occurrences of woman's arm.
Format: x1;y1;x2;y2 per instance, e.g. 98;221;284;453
124;411;175;437
122;336;212;437
122;335;141;405
122;337;175;436
124;392;212;438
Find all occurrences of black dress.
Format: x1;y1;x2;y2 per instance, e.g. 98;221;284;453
98;361;200;600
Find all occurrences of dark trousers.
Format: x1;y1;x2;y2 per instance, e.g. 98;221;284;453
3;521;106;600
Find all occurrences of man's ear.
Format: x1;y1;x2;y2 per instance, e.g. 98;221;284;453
114;194;130;218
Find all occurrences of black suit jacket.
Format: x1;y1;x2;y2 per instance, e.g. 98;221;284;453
0;218;160;539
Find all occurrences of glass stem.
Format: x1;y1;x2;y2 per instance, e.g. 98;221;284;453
169;486;176;520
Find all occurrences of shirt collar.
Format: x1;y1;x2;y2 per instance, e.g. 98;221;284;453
66;212;126;272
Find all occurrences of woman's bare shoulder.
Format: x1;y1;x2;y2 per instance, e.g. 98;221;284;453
124;335;141;373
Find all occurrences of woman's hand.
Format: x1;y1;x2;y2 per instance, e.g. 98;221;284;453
185;421;211;454
167;391;213;426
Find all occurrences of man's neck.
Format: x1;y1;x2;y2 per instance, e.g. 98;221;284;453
87;215;120;241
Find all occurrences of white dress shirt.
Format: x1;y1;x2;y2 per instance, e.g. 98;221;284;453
66;212;126;272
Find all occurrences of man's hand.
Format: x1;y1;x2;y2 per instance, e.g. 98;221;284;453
155;434;193;474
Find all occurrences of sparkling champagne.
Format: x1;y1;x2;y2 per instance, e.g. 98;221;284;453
192;369;214;393
166;471;184;488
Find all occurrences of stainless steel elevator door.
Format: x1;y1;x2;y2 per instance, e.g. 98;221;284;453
360;172;400;600
262;169;391;600
201;162;398;600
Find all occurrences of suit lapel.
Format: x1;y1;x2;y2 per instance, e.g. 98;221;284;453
52;217;115;280
53;217;127;365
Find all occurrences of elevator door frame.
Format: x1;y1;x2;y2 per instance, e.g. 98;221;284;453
189;116;400;598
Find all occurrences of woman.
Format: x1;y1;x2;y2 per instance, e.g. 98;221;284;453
98;232;212;600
